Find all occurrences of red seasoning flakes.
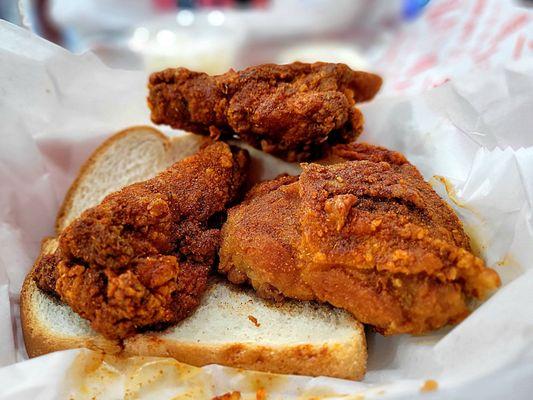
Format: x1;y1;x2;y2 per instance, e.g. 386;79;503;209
248;315;261;327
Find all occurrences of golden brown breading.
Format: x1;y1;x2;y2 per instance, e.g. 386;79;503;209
320;142;410;165
220;174;313;302
34;142;249;339
219;143;500;335
33;253;59;297
148;62;382;161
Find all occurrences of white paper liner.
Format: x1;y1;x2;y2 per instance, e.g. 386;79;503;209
1;1;532;397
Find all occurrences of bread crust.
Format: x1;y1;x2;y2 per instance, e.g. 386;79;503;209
123;325;366;380
56;126;170;233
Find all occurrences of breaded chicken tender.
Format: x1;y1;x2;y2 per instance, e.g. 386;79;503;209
148;62;382;161
219;143;500;335
34;142;249;339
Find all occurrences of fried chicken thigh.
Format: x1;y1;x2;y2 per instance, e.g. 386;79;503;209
219;143;500;335
34;142;249;339
148;62;382;161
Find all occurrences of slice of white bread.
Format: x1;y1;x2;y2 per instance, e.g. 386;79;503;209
21;126;367;380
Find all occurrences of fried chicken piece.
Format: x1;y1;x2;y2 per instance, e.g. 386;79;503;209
34;142;249;339
221;174;313;302
148;62;382;161
219;143;500;335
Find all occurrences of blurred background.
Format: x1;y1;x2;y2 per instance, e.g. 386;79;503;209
1;0;530;94
2;0;432;73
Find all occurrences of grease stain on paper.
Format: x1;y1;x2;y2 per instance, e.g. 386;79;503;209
62;350;311;399
430;175;487;256
63;350;209;399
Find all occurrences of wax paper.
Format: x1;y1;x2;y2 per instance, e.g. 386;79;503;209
1;0;533;398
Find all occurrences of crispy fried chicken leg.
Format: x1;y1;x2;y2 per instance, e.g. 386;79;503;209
219;143;500;335
35;142;249;339
148;62;382;161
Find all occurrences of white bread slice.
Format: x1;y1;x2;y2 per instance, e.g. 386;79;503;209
21;126;367;380
56;126;207;232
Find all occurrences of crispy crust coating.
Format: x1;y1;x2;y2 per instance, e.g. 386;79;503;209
34;142;249;339
219;143;500;334
148;62;382;161
33;253;59;297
